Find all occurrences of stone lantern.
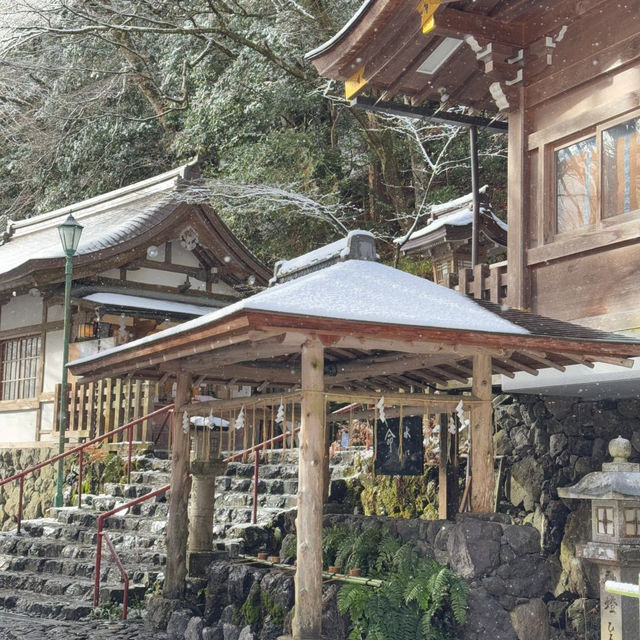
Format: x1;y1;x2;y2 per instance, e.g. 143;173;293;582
558;436;640;640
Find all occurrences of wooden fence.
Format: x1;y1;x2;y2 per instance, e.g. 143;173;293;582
456;261;508;306
53;378;156;443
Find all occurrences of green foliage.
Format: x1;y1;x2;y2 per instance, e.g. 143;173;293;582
239;582;285;630
358;457;439;520
337;548;469;640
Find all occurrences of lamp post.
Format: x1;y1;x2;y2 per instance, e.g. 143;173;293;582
55;214;83;508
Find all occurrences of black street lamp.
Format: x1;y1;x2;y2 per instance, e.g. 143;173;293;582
55;214;83;508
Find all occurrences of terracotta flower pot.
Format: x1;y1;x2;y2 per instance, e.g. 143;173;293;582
328;566;341;574
268;555;280;564
257;552;268;560
348;568;361;577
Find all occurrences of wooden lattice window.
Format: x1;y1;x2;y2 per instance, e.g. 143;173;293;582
623;507;640;537
0;336;41;401
596;506;615;536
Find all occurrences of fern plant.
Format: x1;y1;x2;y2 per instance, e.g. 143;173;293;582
337;545;468;640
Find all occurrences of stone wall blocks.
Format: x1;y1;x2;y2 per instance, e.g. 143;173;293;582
222;623;241;640
447;519;502;579
461;587;518;640
616;398;640;418
503;525;540;556
510;598;550;640
202;623;224;640
185;616;205;640
543;399;574;421
567;438;591;457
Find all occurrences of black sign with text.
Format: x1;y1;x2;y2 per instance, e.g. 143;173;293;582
374;415;424;476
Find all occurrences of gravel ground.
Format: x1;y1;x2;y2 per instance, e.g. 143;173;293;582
0;613;168;639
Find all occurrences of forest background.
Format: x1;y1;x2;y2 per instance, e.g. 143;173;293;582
0;0;507;272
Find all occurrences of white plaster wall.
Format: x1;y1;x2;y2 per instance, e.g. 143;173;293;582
0;295;43;330
43;330;63;393
39;403;55;438
126;267;208;290
47;304;64;322
0;410;37;444
101;268;122;280
171;242;200;267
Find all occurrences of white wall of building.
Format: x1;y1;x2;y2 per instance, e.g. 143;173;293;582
0;410;37;444
0;294;43;330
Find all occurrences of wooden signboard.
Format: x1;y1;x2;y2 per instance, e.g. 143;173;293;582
375;415;424;476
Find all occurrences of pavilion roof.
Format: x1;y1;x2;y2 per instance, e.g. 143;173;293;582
68;254;640;390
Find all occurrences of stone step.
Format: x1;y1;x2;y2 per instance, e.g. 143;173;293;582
129;469;171;485
213;505;295;527
102;482;159;499
0;546;166;576
214;491;298;509
53;508;168;536
224;461;299;479
0;587;95;621
215;476;299;495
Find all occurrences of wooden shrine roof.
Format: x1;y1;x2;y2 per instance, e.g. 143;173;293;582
306;0;610;112
68;252;640;391
0;158;269;293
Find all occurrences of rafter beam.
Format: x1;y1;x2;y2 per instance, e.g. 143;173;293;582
432;8;525;48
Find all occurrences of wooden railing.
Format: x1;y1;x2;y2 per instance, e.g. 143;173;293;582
455;261;508;305
53;378;157;442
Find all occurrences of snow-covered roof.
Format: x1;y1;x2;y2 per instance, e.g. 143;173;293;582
271;230;376;284
0;165;188;278
0;158;270;289
83;293;218;317
394;187;507;246
70;259;532;368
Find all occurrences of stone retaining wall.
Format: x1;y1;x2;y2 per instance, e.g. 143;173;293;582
159;515;594;640
0;446;57;530
494;394;640;601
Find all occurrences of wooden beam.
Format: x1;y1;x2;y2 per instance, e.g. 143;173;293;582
164;371;192;599
502;357;539;377
559;353;596;368
518;351;566;372
293;337;325;640
491;359;516;378
433;8;525;48
471;353;493;513
587;355;635;369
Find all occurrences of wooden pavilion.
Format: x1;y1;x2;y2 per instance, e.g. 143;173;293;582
68;231;640;640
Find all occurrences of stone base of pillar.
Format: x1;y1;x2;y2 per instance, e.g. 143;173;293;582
187;550;227;577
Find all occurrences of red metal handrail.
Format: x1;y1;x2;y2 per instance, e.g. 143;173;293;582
93;425;302;617
0;404;174;533
94;482;171;615
100;531;130;619
224;427;301;524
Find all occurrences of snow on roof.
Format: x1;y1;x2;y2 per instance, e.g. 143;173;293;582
70;259;529;368
83;293;218;317
272;230;375;282
0;164;192;279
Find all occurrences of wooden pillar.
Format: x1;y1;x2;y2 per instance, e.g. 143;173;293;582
293;338;324;640
506;91;528;310
471;353;494;513
164;371;192;599
438;413;458;520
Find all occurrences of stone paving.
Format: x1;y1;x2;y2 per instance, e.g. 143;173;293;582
0;612;167;639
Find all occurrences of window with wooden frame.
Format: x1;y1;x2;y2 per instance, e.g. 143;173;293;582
554;111;640;236
0;336;41;401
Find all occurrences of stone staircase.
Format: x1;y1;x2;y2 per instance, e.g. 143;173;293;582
0;447;362;620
